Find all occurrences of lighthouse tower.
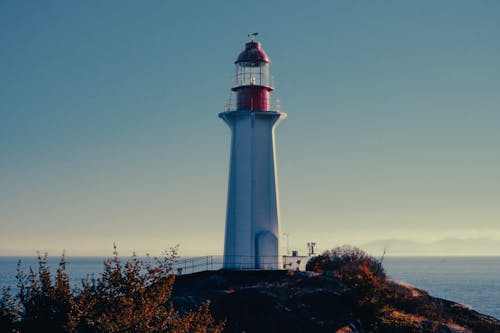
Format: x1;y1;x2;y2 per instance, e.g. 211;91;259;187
219;38;286;269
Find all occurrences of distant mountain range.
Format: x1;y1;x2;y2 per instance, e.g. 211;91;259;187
361;238;500;256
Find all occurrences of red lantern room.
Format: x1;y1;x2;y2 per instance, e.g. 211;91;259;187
231;38;274;111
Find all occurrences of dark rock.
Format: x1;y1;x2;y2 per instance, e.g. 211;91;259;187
171;270;500;333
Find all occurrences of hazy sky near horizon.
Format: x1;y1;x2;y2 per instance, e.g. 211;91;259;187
1;1;499;256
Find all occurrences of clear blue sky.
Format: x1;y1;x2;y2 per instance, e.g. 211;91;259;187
1;1;499;256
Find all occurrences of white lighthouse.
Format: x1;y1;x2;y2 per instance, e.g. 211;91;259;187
219;37;286;269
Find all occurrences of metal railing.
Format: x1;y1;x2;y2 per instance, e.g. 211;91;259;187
173;256;216;275
172;255;297;275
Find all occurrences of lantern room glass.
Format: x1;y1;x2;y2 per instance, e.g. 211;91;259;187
234;62;270;88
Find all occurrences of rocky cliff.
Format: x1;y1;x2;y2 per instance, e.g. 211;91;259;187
172;270;500;333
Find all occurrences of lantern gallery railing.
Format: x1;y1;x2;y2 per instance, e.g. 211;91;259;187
223;93;281;112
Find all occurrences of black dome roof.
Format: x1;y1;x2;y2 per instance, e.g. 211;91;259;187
235;41;270;65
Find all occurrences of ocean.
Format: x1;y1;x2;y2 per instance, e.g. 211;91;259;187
0;256;499;319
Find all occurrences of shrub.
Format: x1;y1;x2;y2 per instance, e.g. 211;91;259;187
1;286;19;332
12;253;73;332
306;246;390;330
306;245;386;281
0;246;225;333
306;246;458;330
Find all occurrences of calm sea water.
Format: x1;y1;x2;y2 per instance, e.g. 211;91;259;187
0;256;499;319
383;256;500;320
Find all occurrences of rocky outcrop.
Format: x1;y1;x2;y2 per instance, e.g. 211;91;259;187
171;270;500;333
